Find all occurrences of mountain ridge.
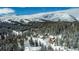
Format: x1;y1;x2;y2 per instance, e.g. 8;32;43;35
0;12;78;24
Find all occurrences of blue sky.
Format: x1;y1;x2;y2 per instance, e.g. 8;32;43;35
0;7;75;15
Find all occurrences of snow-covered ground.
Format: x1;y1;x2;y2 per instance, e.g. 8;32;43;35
24;36;77;51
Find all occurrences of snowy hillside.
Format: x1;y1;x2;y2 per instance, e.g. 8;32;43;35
0;11;79;51
0;12;78;23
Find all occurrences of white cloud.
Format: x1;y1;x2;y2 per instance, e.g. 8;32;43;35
0;8;15;15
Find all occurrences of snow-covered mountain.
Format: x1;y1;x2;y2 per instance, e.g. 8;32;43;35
0;12;78;24
0;11;78;32
0;10;79;51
